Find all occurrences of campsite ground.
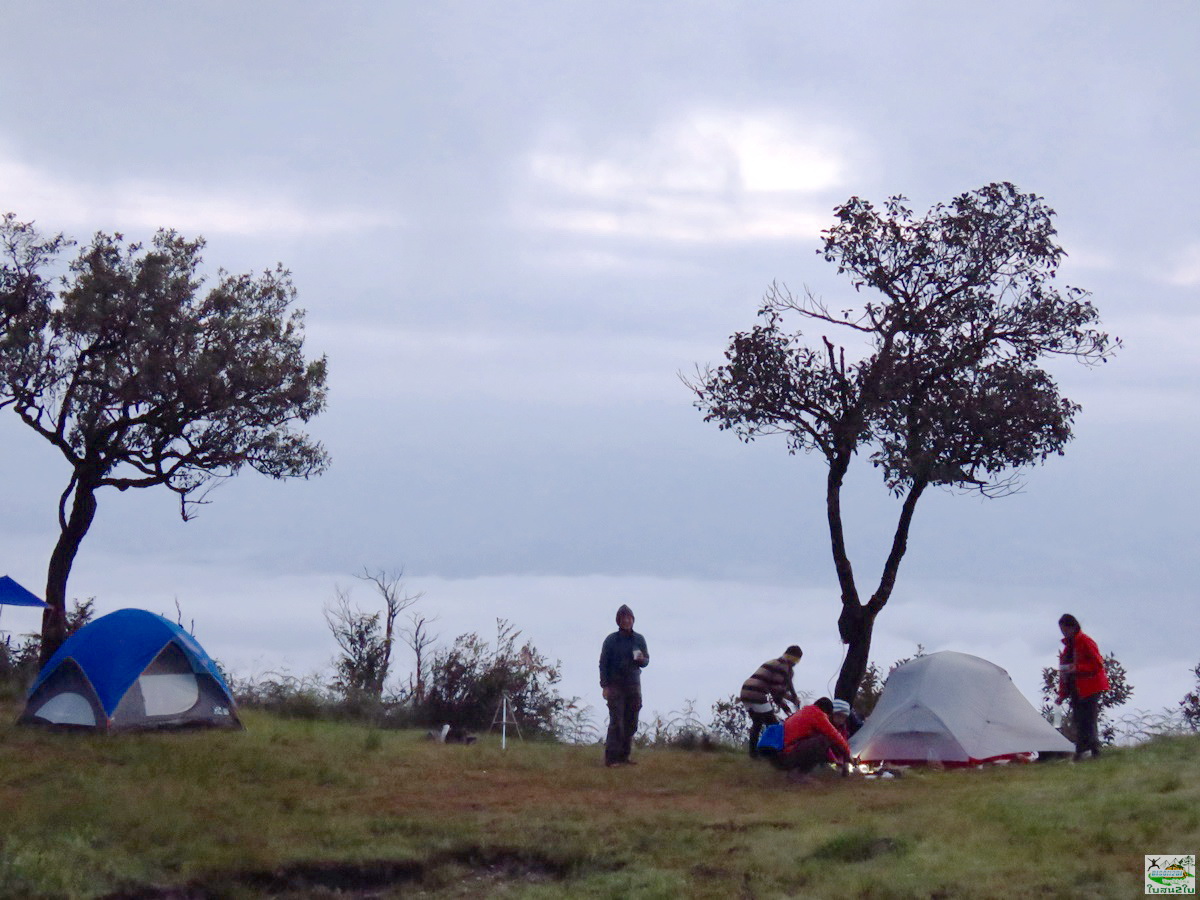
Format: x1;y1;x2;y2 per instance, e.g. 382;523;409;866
0;707;1196;899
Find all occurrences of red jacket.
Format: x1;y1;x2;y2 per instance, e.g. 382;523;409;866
783;704;851;759
1058;631;1110;701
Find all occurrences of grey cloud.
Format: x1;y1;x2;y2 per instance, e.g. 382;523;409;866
1;1;1196;719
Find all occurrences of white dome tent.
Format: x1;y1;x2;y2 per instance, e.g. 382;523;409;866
850;651;1073;766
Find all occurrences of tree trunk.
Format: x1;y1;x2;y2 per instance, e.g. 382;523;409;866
826;444;868;702
832;479;927;705
41;479;99;663
825;448;860;609
835;602;876;701
377;597;396;701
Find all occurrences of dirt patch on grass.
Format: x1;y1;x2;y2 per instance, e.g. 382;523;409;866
702;819;796;832
809;828;908;863
106;846;606;898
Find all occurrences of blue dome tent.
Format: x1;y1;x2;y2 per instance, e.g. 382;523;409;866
19;608;242;732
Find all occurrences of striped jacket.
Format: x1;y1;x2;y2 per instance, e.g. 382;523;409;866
739;656;799;707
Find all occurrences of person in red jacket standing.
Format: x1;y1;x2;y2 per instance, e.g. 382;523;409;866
1055;613;1110;761
777;697;852;781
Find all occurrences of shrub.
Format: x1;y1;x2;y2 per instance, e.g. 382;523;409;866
707;694;749;746
0;599;94;700
1107;707;1191;744
1041;651;1134;745
638;700;724;752
555;700;602;745
416;619;566;737
230;671;336;720
1181;662;1200;732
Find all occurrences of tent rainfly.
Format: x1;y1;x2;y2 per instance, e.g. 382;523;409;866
849;650;1073;766
19;608;242;732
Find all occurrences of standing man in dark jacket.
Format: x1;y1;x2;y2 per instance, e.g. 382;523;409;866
1055;613;1110;761
599;603;649;767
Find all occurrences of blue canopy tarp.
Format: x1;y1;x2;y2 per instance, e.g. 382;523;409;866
0;576;48;608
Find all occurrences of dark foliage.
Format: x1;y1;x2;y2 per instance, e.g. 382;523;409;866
326;604;389;703
855;663;885;717
639;700;724;751
229;670;420;727
0;599;95;699
1041;652;1134;746
1179;662;1200;732
231;671;334;720
417;619;566;736
708;694;750;745
0;215;67;407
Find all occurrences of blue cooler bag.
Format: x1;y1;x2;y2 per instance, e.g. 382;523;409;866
757;723;784;755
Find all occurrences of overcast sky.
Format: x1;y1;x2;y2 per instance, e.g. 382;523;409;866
1;2;1197;729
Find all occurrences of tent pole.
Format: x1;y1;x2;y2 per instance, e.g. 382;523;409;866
502;695;507;750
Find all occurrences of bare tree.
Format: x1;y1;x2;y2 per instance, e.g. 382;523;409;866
324;568;422;701
400;611;439;705
357;567;422;696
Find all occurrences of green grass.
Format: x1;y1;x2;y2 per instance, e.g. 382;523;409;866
0;704;1196;898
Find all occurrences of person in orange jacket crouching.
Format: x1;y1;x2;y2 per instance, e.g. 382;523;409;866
776;697;853;782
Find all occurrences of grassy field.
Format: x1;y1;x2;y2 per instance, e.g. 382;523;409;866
0;705;1196;899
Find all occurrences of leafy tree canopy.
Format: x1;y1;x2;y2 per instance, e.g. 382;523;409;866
1;216;329;659
11;227;329;504
0;214;67;403
696;182;1116;497
689;183;1118;701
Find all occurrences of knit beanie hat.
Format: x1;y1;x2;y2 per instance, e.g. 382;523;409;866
831;699;851;716
616;604;635;624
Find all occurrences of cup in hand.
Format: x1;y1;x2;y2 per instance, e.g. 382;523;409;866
632;649;644;662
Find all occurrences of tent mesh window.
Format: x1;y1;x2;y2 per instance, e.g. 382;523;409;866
114;642;202;724
111;641;241;730
24;658;105;728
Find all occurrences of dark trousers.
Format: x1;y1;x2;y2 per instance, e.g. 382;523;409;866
605;686;641;764
773;734;832;773
1073;693;1102;757
747;708;779;757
